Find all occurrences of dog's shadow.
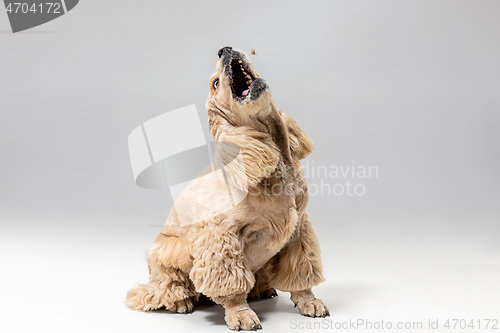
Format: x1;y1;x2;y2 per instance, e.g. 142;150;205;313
145;284;372;327
200;284;373;326
141;295;278;327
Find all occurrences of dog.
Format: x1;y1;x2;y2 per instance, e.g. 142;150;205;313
127;47;328;331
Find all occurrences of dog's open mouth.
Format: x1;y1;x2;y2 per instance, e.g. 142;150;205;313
230;57;255;101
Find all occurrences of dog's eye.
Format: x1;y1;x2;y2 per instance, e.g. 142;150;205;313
213;78;219;90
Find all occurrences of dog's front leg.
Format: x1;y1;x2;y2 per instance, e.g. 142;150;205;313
267;214;330;318
213;293;262;331
189;223;261;330
290;289;330;318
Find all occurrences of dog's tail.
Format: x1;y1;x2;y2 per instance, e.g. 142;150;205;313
126;283;160;311
126;266;195;311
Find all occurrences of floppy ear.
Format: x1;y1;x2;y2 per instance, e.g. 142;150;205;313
279;111;314;160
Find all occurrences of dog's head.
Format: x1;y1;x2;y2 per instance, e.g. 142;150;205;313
207;46;272;120
206;47;314;187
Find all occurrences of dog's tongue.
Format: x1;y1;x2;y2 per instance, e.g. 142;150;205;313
241;88;250;97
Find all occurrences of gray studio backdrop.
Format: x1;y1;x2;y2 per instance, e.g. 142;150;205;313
1;1;499;333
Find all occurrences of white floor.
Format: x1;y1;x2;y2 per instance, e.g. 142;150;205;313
1;213;499;332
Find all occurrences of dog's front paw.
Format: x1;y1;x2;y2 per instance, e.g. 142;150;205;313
295;298;330;318
225;308;262;331
166;298;194;314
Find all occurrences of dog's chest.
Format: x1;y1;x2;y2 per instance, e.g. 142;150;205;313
240;170;308;272
242;200;300;272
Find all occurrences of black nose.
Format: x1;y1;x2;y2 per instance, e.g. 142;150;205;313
218;46;232;58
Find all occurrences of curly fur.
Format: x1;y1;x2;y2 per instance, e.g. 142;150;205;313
189;221;255;298
127;48;328;330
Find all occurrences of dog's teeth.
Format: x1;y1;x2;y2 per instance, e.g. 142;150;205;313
246;80;252;84
246;74;251;79
238;60;242;63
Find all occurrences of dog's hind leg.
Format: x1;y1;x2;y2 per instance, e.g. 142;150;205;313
127;264;196;313
127;233;197;313
267;214;330;318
